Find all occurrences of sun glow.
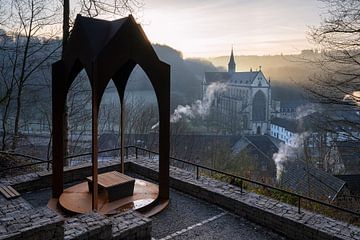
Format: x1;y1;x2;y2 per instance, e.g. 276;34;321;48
140;0;322;58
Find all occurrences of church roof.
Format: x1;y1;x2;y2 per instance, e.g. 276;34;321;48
228;49;236;66
204;71;260;85
271;117;299;133
232;135;279;159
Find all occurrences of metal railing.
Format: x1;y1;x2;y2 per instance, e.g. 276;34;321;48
0;147;123;172
0;151;52;172
128;145;360;219
1;145;359;220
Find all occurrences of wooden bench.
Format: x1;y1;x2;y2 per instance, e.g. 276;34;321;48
87;171;135;202
0;185;20;199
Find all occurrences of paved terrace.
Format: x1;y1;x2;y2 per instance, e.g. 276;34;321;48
22;175;284;240
0;155;359;239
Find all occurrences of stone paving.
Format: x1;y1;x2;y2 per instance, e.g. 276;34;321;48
20;173;285;240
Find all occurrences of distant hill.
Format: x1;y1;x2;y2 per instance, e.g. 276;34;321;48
127;48;317;105
126;44;220;106
207;53;320;103
208;54;318;84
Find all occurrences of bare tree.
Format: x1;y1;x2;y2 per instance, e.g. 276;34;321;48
0;0;143;158
308;0;360;104
0;0;61;151
0;33;17;150
304;0;360;147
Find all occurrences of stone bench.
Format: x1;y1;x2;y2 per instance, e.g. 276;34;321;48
87;171;135;202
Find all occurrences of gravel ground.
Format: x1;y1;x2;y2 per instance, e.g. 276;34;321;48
22;181;80;207
22;187;52;207
152;189;286;240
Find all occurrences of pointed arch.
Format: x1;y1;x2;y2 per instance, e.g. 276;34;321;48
252;90;266;121
52;15;170;210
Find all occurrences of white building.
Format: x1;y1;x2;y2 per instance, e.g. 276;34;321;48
270;117;298;147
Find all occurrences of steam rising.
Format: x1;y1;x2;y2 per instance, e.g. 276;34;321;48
272;132;308;182
273;103;317;182
151;82;227;129
295;103;318;120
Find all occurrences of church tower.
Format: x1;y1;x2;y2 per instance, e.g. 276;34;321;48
228;48;236;73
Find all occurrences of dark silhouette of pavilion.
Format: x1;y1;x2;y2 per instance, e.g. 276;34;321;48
51;15;170;211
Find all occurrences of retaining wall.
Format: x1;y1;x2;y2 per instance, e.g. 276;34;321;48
1;157;360;240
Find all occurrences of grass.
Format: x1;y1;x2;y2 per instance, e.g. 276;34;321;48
200;169;360;227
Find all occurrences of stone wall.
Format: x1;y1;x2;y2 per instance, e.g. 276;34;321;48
64;212;112;240
0;195;151;240
1;156;360;240
127;156;360;240
0;160;151;240
63;211;151;240
0;196;64;240
111;211;152;240
0;161;122;193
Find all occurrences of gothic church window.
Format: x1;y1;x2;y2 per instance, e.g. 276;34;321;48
252;90;266;121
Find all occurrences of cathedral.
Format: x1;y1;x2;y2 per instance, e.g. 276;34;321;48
203;49;279;135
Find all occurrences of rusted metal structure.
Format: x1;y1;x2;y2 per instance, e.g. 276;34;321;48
51;15;170;210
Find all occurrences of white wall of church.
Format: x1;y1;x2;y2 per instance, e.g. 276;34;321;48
203;50;276;136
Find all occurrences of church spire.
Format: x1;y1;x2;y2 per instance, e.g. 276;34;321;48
228;47;236;73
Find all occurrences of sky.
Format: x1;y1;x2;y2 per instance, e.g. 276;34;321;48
138;0;325;58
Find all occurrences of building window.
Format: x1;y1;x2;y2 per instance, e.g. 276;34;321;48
256;126;261;135
252;90;266;121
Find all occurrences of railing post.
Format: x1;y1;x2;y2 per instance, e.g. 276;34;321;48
298;196;301;214
240;179;243;195
135;147;138;159
125;147;128;159
196;166;199;180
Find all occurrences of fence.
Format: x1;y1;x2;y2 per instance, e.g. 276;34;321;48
0;145;359;220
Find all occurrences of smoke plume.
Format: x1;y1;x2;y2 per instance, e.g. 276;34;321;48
151;82;227;129
272;132;308;182
273;102;319;181
295;103;318;120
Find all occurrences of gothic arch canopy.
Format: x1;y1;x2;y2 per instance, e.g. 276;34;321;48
52;15;170;210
